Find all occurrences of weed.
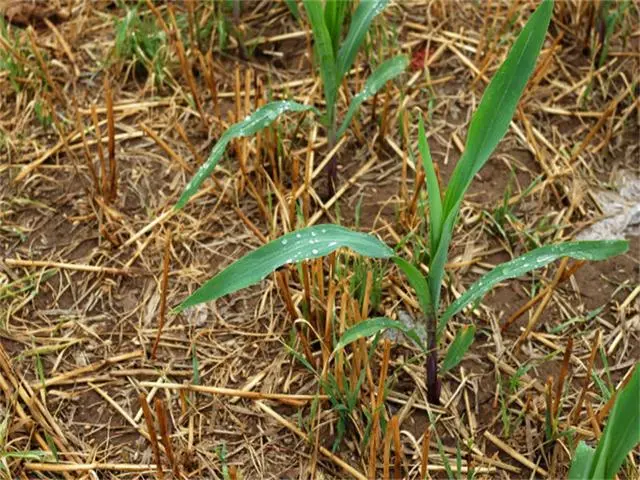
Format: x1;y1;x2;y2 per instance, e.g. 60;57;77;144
0;18;49;98
0;20;28;94
113;2;169;85
595;0;631;68
215;442;231;480
33;100;52;129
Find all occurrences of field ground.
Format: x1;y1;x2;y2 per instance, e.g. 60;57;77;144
0;1;639;479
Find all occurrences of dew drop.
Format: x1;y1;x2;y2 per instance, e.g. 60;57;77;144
281;239;288;245
296;234;301;239
312;249;319;255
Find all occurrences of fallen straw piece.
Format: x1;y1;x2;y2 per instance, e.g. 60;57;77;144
138;381;327;403
256;401;367;480
4;258;138;276
24;463;159;473
484;431;548;477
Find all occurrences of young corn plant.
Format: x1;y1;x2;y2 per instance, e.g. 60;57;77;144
173;0;407;209
303;0;405;193
568;364;639;479
173;0;628;405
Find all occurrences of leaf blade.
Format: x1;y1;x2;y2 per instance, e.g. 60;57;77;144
303;0;338;124
589;363;639;479
336;0;388;82
441;325;475;373
442;0;554;217
334;317;425;352
417;116;442;259
568;442;595;480
175;100;317;209
393;256;431;314
175;224;393;311
324;0;347;54
428;211;457;313
284;0;301;21
337;55;408;138
439;240;629;334
428;0;554;312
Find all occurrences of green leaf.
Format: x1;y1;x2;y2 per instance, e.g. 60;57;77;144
0;450;51;461
442;0;554;218
417;115;442;257
324;0;348;55
336;55;408;138
429;210;464;314
568;442;595;480
589;363;639;479
428;0;554;313
393;257;431;314
439;240;629;335
175;225;393;311
303;0;338;126
336;0;388;82
175;101;317;209
334;317;425;352
441;325;475;373
284;0;300;21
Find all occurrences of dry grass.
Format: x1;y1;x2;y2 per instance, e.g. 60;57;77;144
0;1;638;479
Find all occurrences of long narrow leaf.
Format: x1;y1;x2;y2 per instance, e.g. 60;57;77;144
589;363;639;479
175;225;393;311
568;442;595;479
439;240;629;334
334;317;425;352
427;211;457;313
175;101;317;209
441;325;475;373
336;55;408;138
324;0;347;55
417;116;442;255
336;0;388;82
442;0;553;216
428;0;554;312
303;0;338;125
393;257;431;314
284;0;301;21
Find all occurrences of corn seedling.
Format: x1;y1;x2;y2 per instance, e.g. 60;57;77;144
568;364;639;479
303;0;408;193
174;0;628;408
173;0;408;209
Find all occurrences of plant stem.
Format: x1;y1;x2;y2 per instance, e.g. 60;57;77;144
426;311;441;404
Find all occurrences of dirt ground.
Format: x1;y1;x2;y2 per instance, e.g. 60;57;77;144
0;1;639;479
